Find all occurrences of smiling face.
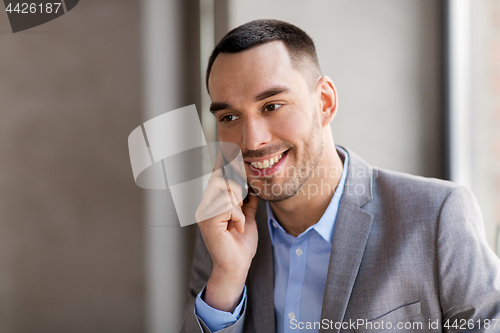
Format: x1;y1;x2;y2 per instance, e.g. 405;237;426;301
208;41;331;202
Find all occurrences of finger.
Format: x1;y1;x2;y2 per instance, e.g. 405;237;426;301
198;205;244;235
206;177;243;206
197;180;225;216
242;191;259;220
198;175;233;209
210;153;244;202
202;179;242;213
206;173;230;196
227;219;235;232
226;179;244;204
197;178;245;222
196;192;234;222
204;174;243;203
228;206;246;234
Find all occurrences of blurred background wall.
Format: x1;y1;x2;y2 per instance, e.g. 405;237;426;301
0;0;144;332
0;0;498;333
471;0;500;253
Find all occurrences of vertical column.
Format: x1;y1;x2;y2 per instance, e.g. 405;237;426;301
142;0;195;332
200;0;216;143
445;0;473;188
489;0;500;255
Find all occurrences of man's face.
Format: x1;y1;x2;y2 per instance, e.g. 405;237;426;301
208;41;325;201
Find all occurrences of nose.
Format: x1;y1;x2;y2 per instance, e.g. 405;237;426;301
242;115;272;151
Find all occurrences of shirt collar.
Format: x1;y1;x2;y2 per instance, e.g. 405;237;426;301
266;146;349;244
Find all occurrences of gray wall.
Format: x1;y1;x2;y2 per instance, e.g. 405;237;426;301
228;0;443;177
142;0;200;332
0;1;144;332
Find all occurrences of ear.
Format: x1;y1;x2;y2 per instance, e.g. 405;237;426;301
316;76;338;128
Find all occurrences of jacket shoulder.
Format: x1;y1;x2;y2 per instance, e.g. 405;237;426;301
366;167;467;219
375;167;460;198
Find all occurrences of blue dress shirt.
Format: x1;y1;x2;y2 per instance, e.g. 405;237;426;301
195;147;349;333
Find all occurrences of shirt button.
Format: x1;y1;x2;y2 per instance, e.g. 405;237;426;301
272;221;278;228
295;247;303;257
288;312;295;320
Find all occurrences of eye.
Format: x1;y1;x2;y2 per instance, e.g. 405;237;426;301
264;104;283;112
220;114;240;122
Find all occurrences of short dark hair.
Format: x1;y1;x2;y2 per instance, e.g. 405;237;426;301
206;19;322;92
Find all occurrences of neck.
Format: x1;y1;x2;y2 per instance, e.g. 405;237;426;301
270;141;343;237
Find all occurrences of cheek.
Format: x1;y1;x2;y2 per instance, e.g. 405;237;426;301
274;110;313;140
217;125;240;143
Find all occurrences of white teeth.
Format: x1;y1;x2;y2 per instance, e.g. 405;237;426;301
250;152;285;169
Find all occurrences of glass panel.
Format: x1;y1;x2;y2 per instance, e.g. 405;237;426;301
471;0;500;254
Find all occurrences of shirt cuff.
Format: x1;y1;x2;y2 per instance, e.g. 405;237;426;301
194;285;247;332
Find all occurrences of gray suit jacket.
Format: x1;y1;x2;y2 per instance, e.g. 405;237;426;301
180;147;500;333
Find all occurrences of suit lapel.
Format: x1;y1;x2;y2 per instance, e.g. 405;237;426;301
319;200;373;332
246;199;275;333
319;147;375;333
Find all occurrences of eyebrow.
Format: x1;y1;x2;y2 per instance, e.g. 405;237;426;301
209;86;290;114
255;86;290;102
209;102;230;113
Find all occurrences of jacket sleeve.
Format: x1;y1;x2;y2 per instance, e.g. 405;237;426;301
437;186;500;332
179;226;247;333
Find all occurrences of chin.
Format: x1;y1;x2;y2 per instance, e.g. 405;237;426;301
248;177;301;202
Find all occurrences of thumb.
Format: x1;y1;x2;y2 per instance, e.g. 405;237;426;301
235;193;258;234
242;191;259;220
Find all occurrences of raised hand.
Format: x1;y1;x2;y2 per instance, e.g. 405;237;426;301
195;153;259;312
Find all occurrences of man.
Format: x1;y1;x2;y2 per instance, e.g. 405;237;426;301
180;19;500;333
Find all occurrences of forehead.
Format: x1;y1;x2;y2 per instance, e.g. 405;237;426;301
208;41;307;102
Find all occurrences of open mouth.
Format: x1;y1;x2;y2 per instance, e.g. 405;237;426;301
246;149;290;176
249;151;285;169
